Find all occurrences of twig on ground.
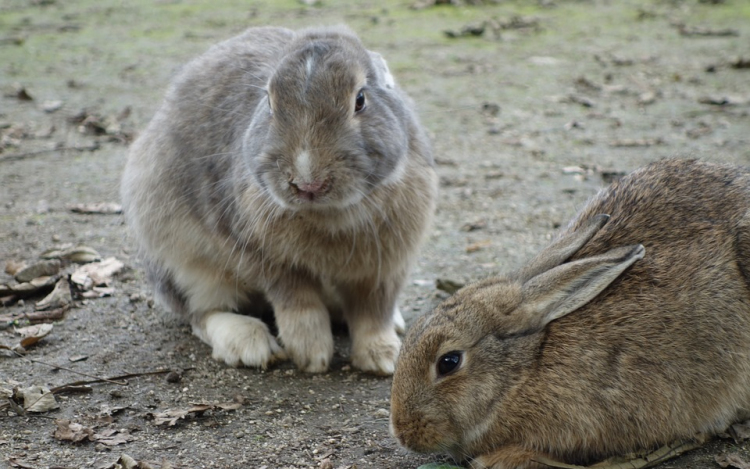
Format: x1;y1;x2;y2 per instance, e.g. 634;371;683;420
0;143;100;163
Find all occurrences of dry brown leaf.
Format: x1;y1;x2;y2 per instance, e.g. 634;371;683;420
118;454;139;469
35;278;72;310
716;453;750;469
15;323;53;348
14;259;61;283
17;385;59;412
0;275;57;297
71;257;124;290
148;401;242;426
7;458;37;469
41;245;101;264
4;259;26;276
93;428;135;446
54;419;94;443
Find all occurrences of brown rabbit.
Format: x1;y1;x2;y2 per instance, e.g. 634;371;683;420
391;159;750;467
121;26;437;374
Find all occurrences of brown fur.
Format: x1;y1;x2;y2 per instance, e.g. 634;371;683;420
391;159;750;467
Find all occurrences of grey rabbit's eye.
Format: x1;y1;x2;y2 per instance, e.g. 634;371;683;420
437;351;462;377
355;89;366;113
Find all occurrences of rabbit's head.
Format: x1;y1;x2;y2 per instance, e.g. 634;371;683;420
243;27;414;211
390;215;645;457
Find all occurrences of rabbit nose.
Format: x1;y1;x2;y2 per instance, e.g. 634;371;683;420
290;178;330;201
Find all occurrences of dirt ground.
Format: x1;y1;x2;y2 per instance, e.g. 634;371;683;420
1;0;749;468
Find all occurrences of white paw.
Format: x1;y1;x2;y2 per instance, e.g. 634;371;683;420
393;306;406;335
199;312;286;368
276;308;334;373
351;328;401;375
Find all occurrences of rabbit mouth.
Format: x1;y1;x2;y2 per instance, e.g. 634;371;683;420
282;179;367;211
289;177;332;203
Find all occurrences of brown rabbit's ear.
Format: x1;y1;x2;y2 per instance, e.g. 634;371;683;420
517;214;610;283
517;244;645;331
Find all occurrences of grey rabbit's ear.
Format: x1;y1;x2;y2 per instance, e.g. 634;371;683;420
516;244;645;332
517;214;610;283
368;51;395;89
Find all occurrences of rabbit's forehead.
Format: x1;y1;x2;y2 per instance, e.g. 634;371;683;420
269;42;368;97
404;281;524;349
404;310;482;354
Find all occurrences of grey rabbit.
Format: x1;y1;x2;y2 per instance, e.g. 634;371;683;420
391;159;750;467
121;26;437;374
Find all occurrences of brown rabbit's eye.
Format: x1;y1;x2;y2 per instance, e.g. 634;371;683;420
437;351;462;377
354;89;366;113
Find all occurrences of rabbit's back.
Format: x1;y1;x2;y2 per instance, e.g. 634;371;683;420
524;160;750;460
122;27;295;268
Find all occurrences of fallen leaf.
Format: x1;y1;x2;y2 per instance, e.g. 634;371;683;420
69;202;123;215
117;454;139;469
4;259;26;276
68;109;133;144
71;257;123;290
716;453;750;469
93;428;135;446
0;275;58;298
17;385;59;412
35;278;72;311
41;245;101;264
7;458;37;469
147;401;243;426
15;323;53;348
14;259;61;283
54;419;94;443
